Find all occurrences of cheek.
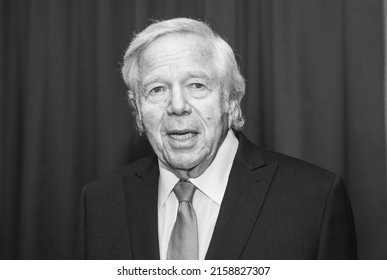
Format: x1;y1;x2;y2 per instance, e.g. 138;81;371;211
140;103;168;139
141;108;159;131
202;102;225;124
200;103;229;133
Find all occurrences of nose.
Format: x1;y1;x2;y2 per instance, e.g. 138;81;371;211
167;85;191;116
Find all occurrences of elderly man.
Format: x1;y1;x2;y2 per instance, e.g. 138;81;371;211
78;18;357;260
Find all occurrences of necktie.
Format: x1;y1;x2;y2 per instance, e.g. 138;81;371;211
167;180;199;260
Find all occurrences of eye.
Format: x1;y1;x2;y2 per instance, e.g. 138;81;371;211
149;86;167;95
189;83;205;90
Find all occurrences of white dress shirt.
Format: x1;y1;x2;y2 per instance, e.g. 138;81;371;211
158;130;239;260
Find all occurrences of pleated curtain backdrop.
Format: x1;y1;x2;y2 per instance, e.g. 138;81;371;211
1;0;386;259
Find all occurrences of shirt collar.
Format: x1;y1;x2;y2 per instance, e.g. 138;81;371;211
158;130;239;209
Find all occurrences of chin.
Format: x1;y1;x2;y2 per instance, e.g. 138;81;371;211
165;155;201;170
170;160;198;170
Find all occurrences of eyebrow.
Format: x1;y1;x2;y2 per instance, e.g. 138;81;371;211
185;71;212;79
141;76;163;88
141;70;214;88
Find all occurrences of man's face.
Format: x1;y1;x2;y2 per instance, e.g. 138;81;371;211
138;33;230;179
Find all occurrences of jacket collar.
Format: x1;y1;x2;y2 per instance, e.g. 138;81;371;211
205;132;277;259
123;132;277;260
122;155;160;259
234;132;266;170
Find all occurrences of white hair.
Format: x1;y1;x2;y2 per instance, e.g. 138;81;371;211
121;17;245;133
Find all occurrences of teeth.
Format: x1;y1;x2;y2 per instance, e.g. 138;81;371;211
169;133;195;140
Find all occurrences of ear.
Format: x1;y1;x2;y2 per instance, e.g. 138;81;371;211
226;97;237;129
128;90;136;108
128;90;144;134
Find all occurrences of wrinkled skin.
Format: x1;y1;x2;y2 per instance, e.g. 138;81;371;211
139;33;231;179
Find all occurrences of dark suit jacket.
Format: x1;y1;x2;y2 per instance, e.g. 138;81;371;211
78;133;357;259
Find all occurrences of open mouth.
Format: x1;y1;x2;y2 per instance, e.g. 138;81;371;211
169;132;196;140
167;130;198;140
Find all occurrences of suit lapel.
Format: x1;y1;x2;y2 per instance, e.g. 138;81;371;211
205;134;278;259
121;133;276;260
122;156;160;259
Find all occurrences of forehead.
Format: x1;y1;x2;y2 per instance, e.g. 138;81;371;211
139;33;214;74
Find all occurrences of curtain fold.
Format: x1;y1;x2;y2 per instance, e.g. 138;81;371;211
1;0;386;259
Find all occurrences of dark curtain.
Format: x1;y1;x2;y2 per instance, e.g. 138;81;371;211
1;0;386;259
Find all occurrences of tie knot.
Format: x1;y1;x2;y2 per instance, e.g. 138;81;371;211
173;180;196;203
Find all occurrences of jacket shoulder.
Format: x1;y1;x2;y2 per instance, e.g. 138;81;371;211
258;148;342;208
262;148;336;180
83;154;157;193
237;132;336;182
